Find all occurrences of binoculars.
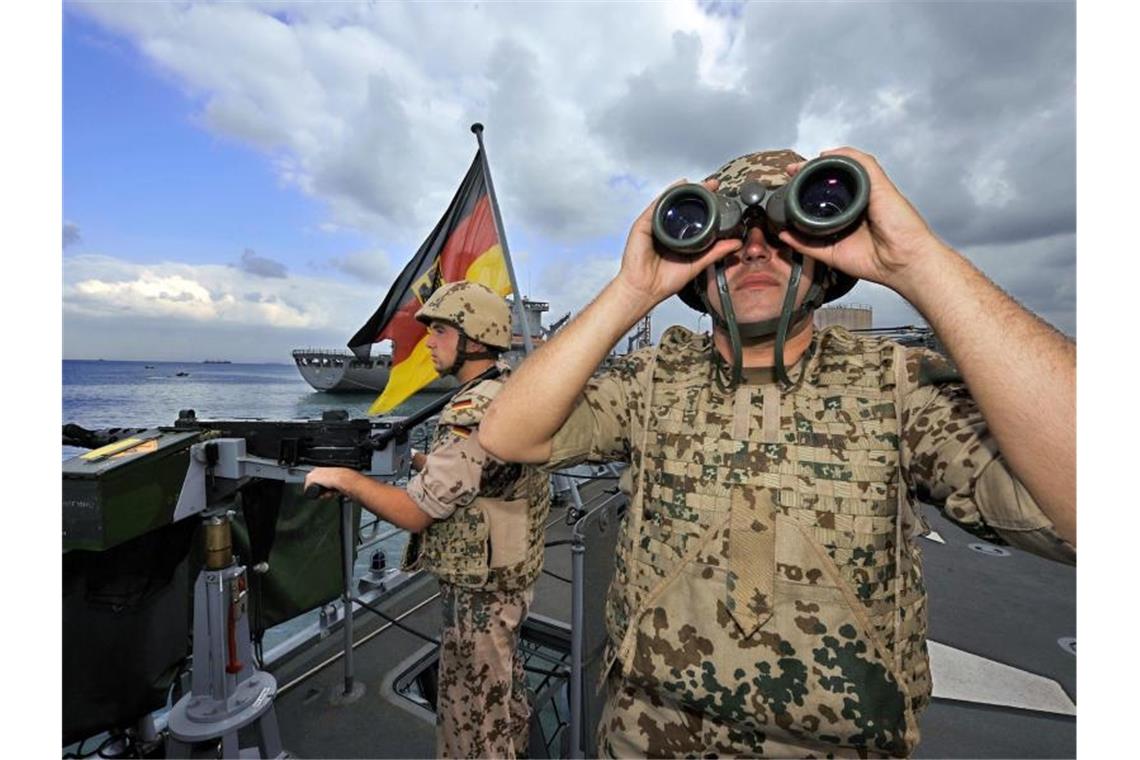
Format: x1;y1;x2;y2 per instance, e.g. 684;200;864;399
651;155;871;255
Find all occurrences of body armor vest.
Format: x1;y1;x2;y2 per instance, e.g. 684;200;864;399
606;325;931;757
405;373;551;592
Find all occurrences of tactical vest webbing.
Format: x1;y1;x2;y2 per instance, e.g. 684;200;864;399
404;373;551;592
605;325;930;757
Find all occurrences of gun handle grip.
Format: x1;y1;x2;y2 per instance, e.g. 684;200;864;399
304;484;329;499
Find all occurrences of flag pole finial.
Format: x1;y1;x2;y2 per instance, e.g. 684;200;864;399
470;122;484;135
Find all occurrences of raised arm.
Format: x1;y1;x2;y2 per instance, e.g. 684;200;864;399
782;147;1076;546
480;182;742;464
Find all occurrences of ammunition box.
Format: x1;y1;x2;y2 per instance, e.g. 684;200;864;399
63;429;203;552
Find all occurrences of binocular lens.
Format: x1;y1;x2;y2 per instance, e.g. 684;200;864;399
797;169;857;220
659;194;711;241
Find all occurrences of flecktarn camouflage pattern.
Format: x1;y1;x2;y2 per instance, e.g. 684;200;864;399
708;148;805;194
546;324;1073;757
437;584;533;759
403;368;551;591
415;280;513;350
401;366;552;757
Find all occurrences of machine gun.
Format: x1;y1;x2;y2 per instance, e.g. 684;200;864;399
63;410;406;552
62;368;498;756
62;409;413;757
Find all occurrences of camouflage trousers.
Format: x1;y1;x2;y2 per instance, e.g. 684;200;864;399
436;583;533;759
596;671;894;759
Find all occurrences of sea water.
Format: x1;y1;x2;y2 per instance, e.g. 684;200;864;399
62;359;442;651
63;359;443;442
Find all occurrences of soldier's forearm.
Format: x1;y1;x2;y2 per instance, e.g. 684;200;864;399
331;469;435;533
482;279;649;463
899;244;1076;545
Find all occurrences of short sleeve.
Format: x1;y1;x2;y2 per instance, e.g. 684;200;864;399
899;350;1074;564
545;352;648;471
407;425;486;520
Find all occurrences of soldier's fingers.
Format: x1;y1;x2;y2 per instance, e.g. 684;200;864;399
690;237;743;275
778;229;835;269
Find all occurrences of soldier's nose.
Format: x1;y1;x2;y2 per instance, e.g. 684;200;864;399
740;228;773;262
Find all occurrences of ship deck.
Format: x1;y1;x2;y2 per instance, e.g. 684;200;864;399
267;479;1075;759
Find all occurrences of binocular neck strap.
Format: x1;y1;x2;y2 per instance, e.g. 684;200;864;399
712;263;743;390
774;255;806;387
704;257;824;388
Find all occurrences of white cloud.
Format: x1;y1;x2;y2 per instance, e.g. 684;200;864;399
68;1;753;245
67;1;1076;347
328;249;393;284
539;254;622;321
63;254;378;332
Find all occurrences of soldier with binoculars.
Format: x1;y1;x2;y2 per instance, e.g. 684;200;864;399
480;147;1075;758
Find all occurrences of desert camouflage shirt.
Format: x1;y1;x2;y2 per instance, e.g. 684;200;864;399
405;363;551;591
544;324;1074;756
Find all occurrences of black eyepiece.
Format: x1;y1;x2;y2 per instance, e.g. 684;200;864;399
784;155;870;236
660;193;711;241
651;183;721;255
797;168;857;220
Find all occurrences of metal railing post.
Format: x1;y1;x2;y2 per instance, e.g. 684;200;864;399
569;537;585;759
340;496;355;695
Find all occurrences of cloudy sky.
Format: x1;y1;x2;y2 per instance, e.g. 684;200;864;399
61;1;1076;362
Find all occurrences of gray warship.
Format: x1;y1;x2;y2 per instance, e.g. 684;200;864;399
61;319;1075;759
292;297;559;394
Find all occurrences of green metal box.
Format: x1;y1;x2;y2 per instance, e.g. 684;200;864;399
62;429;203;552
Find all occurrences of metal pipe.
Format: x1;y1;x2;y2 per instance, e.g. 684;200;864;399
357;527;404;552
569;539;585;759
340;496;355;695
277;593;440;696
276;510;572;695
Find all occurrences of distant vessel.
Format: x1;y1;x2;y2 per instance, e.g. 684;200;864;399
175;371;189;377
291;348;453;393
202;360;232;364
292;297;555;394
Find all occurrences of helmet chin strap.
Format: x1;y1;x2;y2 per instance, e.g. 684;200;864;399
701;253;825;388
441;333;498;377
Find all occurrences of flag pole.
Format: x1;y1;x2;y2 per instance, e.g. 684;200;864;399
471;123;535;356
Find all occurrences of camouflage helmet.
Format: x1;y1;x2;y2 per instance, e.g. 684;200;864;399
676;148;857;313
415;281;512;351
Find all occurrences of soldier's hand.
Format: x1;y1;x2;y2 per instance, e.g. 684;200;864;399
614;178;743;311
304;467;349;500
779;148;947;296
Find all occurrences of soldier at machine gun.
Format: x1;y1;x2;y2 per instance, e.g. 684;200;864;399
480;147;1075;757
304;282;551;760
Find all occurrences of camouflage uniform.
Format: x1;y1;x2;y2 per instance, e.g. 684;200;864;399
404;364;552;758
545;325;1074;758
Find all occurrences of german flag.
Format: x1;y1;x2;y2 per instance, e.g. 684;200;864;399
348;151;512;414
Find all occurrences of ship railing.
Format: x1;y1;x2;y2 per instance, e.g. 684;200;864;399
262;456;623;759
291;347;356;357
292;347;393;369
